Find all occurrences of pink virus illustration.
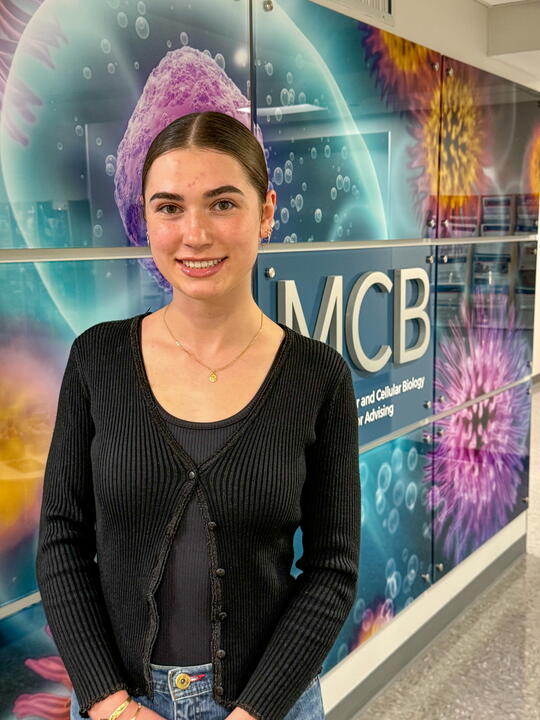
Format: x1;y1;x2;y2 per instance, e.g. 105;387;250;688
0;0;67;146
114;45;265;292
424;290;530;564
12;624;72;720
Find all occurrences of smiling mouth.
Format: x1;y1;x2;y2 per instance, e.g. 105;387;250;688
178;257;227;268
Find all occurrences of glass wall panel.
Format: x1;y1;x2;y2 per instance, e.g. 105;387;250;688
430;385;531;578
0;0;250;249
320;426;432;673
433;241;536;414
253;0;442;242
438;57;540;239
0;257;166;608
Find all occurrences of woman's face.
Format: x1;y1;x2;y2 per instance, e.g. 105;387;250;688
142;146;275;301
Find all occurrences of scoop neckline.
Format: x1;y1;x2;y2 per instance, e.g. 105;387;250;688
130;311;293;472
154;325;289;428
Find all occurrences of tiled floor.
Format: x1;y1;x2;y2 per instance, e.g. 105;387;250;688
352;380;540;720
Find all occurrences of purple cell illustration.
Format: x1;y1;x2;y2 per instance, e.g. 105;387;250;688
424;289;530;564
114;46;265;291
0;0;67;146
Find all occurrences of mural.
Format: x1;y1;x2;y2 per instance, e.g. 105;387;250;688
0;0;538;717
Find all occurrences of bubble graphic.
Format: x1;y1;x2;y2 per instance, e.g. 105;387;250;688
96;137;102;146
337;225;343;237
330;187;337;200
385;558;396;579
386;570;402;599
353;598;366;624
402;547;409;562
280;88;289;105
280;207;289;223
101;39;111;54
393;479;405;507
107;62;116;74
407;446;418;471
310;147;317;159
387;508;399;534
284;168;292;183
407;555;419;583
133;61;140;70
336;174;344;190
82;66;92;79
265;62;273;76
214;53;225;70
314;208;322;223
180;32;189;45
375;487;386;515
324;144;331;158
96;209;104;219
343;175;351;192
56;142;63;151
290;232;297;242
284;159;293;171
377;462;392;492
288;89;295;103
391;447;403;473
275;107;282;121
75;125;83;136
289;152;295;161
117;12;128;28
405;482;418;510
295;194;303;211
265;94;272;105
137;1;146;14
272;167;283;185
135;16;150;39
298;91;306;103
93;224;103;238
341;145;349;160
286;71;293;84
301;182;307;191
295;52;305;69
105;154;117;176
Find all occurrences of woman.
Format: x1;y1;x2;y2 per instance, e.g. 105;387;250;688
36;111;360;720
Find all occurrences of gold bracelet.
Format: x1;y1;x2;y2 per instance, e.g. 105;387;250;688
129;702;142;720
101;698;132;720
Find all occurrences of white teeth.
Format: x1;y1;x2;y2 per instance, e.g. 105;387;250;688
183;258;224;268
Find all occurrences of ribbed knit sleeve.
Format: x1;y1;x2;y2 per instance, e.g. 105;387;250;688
35;338;129;717
234;365;361;720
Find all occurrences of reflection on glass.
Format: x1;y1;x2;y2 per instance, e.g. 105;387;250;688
434;242;535;413
438;57;540;239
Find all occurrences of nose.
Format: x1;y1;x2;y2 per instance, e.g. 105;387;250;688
183;207;211;247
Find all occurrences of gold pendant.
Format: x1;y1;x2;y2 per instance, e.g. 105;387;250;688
209;371;217;382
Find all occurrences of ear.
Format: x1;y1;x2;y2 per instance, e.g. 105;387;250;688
139;194;146;222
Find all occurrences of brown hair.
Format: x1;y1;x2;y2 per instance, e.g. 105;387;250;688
141;111;269;216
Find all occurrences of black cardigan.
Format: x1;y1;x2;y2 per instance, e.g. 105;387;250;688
35;311;361;720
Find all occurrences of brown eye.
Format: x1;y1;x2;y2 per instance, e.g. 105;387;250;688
158;204;180;214
214;200;235;211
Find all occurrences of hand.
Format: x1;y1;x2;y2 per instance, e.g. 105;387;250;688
226;708;257;720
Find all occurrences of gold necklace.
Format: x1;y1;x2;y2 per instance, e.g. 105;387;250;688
162;305;264;383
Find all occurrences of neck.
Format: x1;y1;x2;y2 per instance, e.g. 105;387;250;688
163;292;264;357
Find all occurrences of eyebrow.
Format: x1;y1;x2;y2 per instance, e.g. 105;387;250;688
148;185;245;203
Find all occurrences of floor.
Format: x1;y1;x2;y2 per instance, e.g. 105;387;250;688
352;380;540;720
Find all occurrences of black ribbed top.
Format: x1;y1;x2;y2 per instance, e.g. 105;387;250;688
152;366;272;665
35;312;361;720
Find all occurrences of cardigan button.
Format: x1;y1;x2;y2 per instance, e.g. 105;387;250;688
218;611;227;621
216;649;226;658
215;685;224;695
208;521;217;530
188;470;197;479
216;567;225;577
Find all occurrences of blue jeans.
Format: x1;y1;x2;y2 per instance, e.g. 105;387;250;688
70;661;325;720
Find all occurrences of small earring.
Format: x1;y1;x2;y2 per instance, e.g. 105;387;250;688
146;231;150;246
